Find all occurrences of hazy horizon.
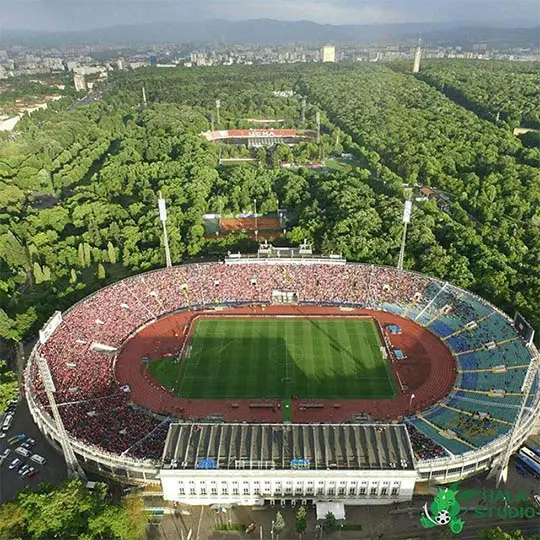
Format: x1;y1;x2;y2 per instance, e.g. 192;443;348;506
2;0;538;32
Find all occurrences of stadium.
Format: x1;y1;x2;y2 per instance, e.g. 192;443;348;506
25;246;540;508
201;129;314;147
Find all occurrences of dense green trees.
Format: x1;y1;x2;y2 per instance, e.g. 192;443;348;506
418;60;540;129
0;61;538;342
0;359;18;414
477;527;540;540
0;480;147;540
302;63;540;330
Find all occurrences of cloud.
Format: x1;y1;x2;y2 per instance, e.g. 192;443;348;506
0;0;538;31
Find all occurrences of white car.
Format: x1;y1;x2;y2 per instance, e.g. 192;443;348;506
18;463;31;476
30;454;47;466
21;466;36;478
8;457;21;470
0;448;11;466
15;446;31;458
1;413;14;432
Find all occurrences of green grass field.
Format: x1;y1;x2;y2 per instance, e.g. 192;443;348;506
147;317;396;400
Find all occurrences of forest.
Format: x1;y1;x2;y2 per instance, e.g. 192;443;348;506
0;60;538;370
418;60;540;130
0;479;147;539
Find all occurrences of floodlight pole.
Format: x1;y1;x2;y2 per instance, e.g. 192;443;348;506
397;200;412;271
36;354;86;480
158;192;172;268
397;221;408;272
254;198;258;239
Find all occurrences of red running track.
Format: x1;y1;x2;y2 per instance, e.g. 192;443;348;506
115;305;456;423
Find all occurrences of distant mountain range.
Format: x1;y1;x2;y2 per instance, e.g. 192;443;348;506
1;19;538;47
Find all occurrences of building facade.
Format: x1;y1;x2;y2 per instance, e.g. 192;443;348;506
321;45;336;63
160;423;417;506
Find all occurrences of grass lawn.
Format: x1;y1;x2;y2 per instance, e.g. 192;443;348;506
147;357;180;390
148;317;396;400
324;157;363;174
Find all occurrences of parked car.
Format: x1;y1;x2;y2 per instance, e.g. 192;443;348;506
15;446;31;458
22;466;36;478
1;413;14;432
21;438;36;449
8;434;26;445
30;454;47;466
8;458;21;470
0;448;11;466
18;463;30;476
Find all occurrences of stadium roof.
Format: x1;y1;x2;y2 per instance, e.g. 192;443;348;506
162;423;415;471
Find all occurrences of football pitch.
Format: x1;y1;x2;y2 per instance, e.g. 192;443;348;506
148;317;397;400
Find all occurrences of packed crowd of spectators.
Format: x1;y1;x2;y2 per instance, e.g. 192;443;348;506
406;424;448;460
28;260;530;462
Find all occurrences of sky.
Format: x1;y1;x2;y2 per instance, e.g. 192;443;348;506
1;0;538;31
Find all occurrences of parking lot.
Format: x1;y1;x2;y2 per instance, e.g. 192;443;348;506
0;397;67;504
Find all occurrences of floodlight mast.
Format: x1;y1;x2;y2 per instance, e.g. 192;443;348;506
37;354;86;480
413;35;422;74
216;99;221;127
397;200;412;271
158;192;172;268
253;198;258;239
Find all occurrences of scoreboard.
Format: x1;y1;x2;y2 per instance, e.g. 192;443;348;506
514;311;535;346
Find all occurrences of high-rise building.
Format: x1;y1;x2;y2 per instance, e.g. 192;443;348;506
73;73;86;92
413;37;422;73
320;44;336;63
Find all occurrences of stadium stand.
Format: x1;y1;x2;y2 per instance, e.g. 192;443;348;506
26;261;539;467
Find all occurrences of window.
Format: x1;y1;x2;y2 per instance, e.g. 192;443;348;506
179;487;185;495
211;487;217;495
243;487;250;495
359;487;366;495
381;487;388;496
370;487;377;496
328;488;335;496
338;487;346;495
391;487;399;496
348;487;356;496
190;488;196;495
317;487;324;495
233;488;239;495
200;487;207;495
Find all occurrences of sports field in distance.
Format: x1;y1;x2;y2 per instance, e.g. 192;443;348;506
148;317;397;400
